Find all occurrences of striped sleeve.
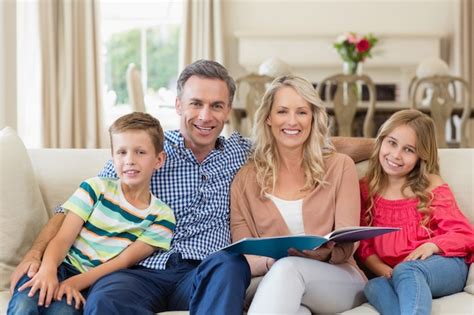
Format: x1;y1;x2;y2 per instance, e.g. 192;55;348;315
138;199;175;250
62;177;104;222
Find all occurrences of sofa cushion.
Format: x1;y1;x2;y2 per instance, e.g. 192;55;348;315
0;127;49;290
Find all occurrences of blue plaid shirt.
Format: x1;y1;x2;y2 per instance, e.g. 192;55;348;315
98;130;251;269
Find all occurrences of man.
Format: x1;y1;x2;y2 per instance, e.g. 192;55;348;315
10;59;373;314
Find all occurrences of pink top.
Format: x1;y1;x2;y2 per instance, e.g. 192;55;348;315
358;180;474;267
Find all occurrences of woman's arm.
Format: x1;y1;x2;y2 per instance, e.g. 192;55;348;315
364;254;393;278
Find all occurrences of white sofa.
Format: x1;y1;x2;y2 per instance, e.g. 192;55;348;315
1;127;473;314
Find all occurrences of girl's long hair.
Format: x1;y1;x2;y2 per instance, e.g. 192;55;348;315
364;109;440;227
250;75;334;195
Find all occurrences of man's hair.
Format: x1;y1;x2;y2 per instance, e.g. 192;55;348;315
176;59;236;107
108;112;164;154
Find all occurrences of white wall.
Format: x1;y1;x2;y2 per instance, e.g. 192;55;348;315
0;0;17;130
222;0;457;80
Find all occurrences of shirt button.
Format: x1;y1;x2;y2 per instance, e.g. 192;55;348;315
202;174;207;180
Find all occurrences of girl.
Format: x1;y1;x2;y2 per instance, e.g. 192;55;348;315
358;109;474;315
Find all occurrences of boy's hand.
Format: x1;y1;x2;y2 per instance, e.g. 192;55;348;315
404;242;440;261
56;276;86;310
18;266;58;308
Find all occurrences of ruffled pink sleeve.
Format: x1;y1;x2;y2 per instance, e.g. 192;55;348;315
428;185;474;263
357;179;376;262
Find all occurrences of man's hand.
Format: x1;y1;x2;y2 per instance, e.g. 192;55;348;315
404;242;440;261
288;241;335;262
9;250;42;294
56;276;86;310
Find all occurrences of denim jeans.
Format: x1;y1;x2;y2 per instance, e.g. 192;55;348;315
364;255;468;315
83;251;251;315
7;263;85;315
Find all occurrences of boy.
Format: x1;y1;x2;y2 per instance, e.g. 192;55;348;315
7;112;175;314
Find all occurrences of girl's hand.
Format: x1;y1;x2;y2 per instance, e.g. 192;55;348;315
56;276;86;310
18;266;58;308
288;241;335;262
379;265;393;278
404;242;440;261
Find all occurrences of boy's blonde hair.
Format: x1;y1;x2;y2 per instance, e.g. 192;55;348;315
108;112;164;154
365;109;440;227
251;75;334;195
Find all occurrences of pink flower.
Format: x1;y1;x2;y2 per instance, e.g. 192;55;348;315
347;33;358;44
356;38;370;53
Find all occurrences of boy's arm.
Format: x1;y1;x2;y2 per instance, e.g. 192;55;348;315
332;137;374;163
364;254;393;277
60;240;156;291
10;213;65;293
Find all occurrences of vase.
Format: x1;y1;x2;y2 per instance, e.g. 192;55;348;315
343;61;362;75
342;61;363;102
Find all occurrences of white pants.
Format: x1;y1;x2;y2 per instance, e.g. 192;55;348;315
247;257;366;315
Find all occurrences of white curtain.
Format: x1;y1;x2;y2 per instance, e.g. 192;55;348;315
459;0;474;147
39;0;106;148
180;0;224;69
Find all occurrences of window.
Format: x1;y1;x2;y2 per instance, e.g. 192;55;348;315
100;0;183;130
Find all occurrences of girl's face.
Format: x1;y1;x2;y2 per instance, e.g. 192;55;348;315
379;124;420;180
266;86;313;152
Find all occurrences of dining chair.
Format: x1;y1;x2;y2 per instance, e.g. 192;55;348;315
230;73;274;136
411;75;471;148
126;63;147;112
316;74;377;137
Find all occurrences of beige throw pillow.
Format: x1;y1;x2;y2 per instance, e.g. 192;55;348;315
0;127;49;290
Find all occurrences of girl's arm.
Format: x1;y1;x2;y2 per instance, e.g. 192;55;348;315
364;254;393;278
57;240;156;292
18;212;84;307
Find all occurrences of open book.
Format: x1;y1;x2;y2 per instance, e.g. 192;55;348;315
222;226;399;259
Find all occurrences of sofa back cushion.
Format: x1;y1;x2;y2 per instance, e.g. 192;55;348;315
0;127;49;290
28;148;111;216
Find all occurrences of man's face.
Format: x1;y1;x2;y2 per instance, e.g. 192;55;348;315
176;75;231;157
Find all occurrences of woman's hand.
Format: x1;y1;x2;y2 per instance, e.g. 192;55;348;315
18;265;58;308
56;276;86;310
288;241;335;262
404;242;440;261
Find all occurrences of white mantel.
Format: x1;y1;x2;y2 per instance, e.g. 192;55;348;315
235;32;448;102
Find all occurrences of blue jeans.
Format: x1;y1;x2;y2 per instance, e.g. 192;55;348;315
7;263;85;315
83;251;250;315
364;255;468;315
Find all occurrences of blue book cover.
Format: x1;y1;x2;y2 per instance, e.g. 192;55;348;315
222;226;399;259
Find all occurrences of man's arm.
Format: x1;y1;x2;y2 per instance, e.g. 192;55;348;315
9;213;65;294
332;137;374;163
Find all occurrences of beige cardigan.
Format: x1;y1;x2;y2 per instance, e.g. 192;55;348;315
230;152;365;278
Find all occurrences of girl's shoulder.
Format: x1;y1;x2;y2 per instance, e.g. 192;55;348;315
427;173;446;192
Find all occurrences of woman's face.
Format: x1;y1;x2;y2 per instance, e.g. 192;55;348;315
266;86;313;151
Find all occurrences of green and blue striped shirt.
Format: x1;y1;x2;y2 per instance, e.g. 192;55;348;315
62;177;175;273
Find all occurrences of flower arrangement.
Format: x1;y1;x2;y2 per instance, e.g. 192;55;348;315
334;32;378;74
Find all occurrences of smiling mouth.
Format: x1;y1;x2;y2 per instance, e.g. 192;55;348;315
282;129;300;135
124;170;139;175
194;125;214;133
386;158;402;168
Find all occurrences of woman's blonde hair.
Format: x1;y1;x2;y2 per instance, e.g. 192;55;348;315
364;109;440;227
251;75;334;195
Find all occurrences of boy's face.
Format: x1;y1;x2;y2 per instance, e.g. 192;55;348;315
175;75;231;157
111;130;165;190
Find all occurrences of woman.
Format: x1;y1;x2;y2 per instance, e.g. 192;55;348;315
230;75;366;314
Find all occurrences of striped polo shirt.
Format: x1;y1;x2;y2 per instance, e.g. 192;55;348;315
62;177;175;273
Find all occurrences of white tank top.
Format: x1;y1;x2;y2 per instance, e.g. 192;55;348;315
266;194;304;235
